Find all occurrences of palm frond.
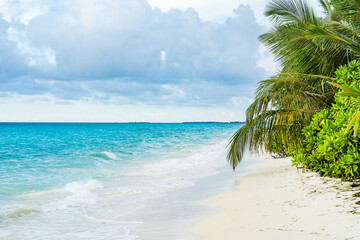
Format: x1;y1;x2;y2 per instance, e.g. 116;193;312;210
328;82;360;97
265;0;319;25
228;0;360;169
318;0;331;15
345;111;360;137
227;125;253;170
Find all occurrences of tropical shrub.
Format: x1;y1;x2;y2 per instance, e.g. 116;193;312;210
293;61;360;180
227;0;360;170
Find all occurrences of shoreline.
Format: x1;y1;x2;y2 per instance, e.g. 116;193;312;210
130;152;255;239
188;155;360;240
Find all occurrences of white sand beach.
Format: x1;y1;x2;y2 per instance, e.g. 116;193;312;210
189;155;360;240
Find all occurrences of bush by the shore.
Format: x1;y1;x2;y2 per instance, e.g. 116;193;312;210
293;61;360;180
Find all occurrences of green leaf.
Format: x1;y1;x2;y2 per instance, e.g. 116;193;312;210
344;111;360;137
328;82;360;98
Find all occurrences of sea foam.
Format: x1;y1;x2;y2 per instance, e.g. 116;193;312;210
91;151;119;161
130;140;227;176
0;122;243;240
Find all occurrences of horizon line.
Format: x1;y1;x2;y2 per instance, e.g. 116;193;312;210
0;121;245;124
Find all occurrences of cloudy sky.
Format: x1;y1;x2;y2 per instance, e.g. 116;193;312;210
0;0;320;122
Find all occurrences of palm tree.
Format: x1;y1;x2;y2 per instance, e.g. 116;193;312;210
227;0;360;170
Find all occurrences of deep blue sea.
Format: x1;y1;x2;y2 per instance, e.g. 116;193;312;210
0;122;248;239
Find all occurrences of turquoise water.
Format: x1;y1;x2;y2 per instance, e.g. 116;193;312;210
0;122;244;239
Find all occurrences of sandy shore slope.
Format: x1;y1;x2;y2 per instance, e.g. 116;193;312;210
189;155;360;240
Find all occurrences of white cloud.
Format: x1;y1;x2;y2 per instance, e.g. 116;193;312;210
0;0;56;24
0;1;266;89
256;43;278;73
147;0;270;24
0;0;278;121
231;96;253;107
18;5;49;25
161;84;185;99
160;50;166;67
148;0;323;24
7;26;57;68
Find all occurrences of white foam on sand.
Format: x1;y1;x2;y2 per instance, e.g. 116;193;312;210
1;138;238;240
100;151;119;160
129;140;228;177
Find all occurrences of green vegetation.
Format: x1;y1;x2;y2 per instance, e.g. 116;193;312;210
293;61;360;180
228;0;360;180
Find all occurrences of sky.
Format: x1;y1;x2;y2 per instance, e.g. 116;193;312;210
0;0;320;122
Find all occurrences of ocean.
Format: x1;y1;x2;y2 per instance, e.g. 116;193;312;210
0;122;250;239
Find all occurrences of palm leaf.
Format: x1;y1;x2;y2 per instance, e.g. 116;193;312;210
345;111;360;137
228;0;360;169
328;82;360;97
265;0;318;25
227;125;253;170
